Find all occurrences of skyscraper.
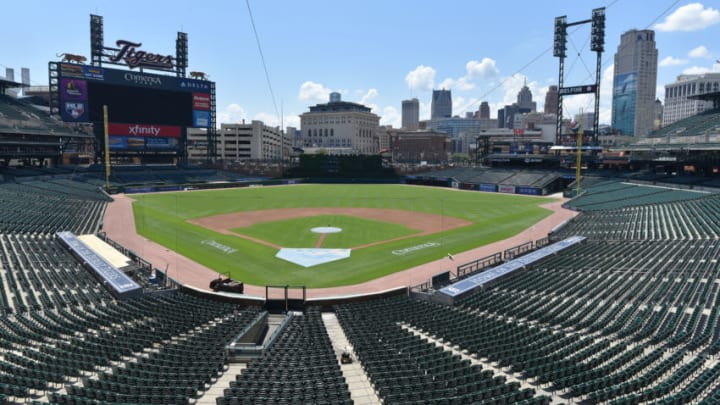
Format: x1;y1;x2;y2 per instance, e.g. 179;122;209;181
544;86;558;114
612;29;658;137
431;89;452;119
478;101;490;119
401;98;420;130
517;79;536;112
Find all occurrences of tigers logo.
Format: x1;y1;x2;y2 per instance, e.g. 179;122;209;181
64;80;83;97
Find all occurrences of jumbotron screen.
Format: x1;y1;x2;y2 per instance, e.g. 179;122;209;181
87;82;193;127
56;63;212;151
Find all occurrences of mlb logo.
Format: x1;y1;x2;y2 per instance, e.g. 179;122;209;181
65;102;85;119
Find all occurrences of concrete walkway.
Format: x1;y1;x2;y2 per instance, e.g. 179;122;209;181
196;363;247;405
322;312;381;405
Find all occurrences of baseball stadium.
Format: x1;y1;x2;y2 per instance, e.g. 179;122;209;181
4;10;720;405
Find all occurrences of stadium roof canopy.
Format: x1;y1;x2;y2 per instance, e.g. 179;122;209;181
688;91;720;109
0;77;27;94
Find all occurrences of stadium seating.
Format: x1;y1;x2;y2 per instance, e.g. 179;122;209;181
418;167;562;189
219;308;353;405
2;166;720;404
647;108;720;138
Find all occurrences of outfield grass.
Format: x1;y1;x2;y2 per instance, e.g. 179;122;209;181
132;184;556;287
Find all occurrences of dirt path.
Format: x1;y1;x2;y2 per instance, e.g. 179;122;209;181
314;233;327;248
102;193;577;299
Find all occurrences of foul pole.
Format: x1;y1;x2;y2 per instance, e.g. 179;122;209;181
103;105;110;191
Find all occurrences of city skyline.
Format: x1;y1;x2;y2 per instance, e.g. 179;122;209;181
1;1;719;129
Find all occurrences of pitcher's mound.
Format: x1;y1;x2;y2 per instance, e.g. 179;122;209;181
311;226;342;234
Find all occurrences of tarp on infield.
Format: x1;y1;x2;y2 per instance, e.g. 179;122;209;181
276;248;351;267
438;236;585;300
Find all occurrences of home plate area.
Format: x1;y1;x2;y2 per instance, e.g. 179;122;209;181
275;226;350;267
276;248;351;267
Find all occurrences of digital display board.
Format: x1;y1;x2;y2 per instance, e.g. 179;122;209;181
56;62;212;152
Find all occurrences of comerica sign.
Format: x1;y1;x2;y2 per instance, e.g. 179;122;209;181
109;40;174;70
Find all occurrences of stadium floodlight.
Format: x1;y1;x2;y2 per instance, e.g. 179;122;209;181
554;16;567;58
591;7;605;52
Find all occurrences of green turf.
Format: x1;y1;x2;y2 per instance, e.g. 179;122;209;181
131;184;556;287
232;214;420;248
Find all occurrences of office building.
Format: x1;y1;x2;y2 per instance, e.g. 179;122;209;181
401;98;420;130
187;120;286;162
662;73;720;127
478;101;490;119
431;89;452;119
612;29;658;137
544;86;558;114
517;79;537;112
300;93;380;155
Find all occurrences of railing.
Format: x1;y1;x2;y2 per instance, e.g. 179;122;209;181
456;252;503;280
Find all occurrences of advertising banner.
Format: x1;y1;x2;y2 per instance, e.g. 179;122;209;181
178;78;211;93
60;78;88;101
59;78;89;122
479;184;497;192
192;110;211;128
59;63;104;80
192;93;211;110
516;187;539;195
498;185;516;194
145;137;179;149
612;72;637;136
108;136;145;150
108;123;181;138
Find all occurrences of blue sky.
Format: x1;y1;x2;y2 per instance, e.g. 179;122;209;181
1;1;719;128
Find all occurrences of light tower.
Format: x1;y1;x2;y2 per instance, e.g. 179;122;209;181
553;7;605;146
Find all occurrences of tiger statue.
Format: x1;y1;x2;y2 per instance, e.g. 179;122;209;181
189;71;207;80
57;53;87;64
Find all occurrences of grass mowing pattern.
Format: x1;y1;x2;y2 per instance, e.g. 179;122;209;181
132;184;555;288
232;214;420;248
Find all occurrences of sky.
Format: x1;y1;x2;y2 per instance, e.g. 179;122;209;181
1;0;720;129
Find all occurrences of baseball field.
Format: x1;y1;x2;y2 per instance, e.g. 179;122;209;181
131;184;555;288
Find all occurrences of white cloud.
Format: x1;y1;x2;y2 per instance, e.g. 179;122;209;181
405;65;436;91
598;64;614;124
688;45;710;58
380;106;400;127
217;103;246;124
419;101;431;122
466;58;499;80
283;115;301;129
659;56;688;66
536;85;549;113
656;85;666;102
654;3;720;32
359;88;379;106
500;73;538;106
435;58;498;94
253;112;281;126
438;77;455;90
563;93;595;122
453;96;480;117
298;81;332;102
682;64;720;75
438;77;475;91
